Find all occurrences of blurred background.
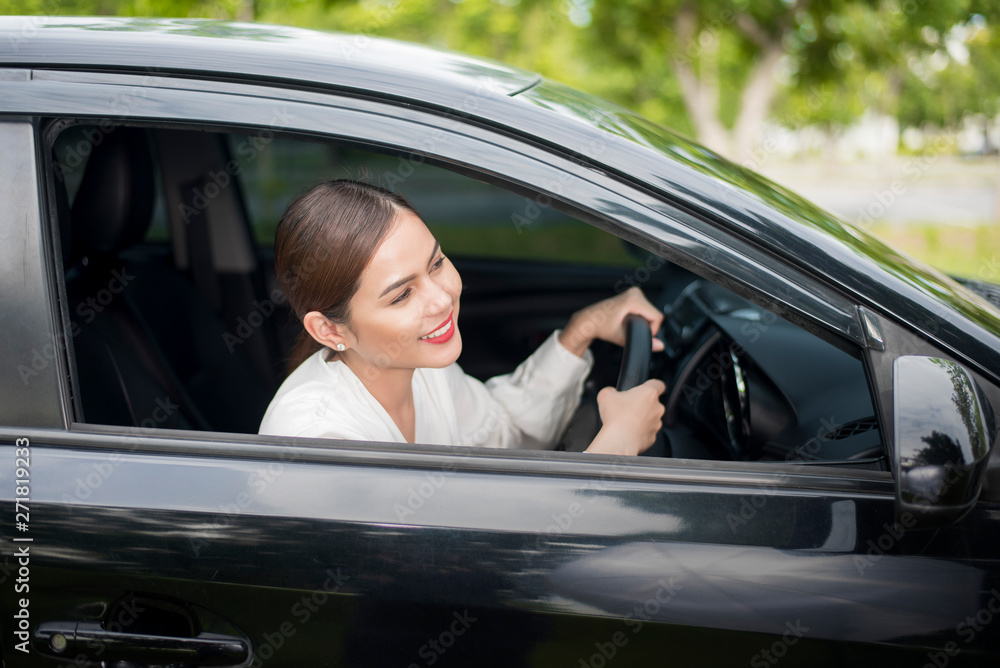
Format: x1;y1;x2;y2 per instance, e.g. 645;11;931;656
10;0;1000;280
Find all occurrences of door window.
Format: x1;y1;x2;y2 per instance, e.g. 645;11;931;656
46;120;884;467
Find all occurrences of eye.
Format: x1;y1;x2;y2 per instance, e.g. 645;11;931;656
390;287;411;305
431;255;446;270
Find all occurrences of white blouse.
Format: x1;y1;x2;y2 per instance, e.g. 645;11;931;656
258;331;593;449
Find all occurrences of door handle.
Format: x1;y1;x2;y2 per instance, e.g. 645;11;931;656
34;621;250;666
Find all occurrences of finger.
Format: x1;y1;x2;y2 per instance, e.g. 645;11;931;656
644;378;667;395
628;311;663;350
623;292;664;334
631;286;657;309
647;308;665;334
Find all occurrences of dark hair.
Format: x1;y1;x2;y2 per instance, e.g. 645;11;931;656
275;179;417;374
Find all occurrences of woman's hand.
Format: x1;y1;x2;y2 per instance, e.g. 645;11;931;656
560;286;667;456
558;286;664;358
586;379;667;456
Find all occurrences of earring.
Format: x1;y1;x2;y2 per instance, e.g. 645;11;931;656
335;343;346;351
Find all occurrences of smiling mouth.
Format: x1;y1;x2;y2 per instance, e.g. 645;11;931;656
420;312;455;342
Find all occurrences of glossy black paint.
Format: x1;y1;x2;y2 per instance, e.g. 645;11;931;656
0;16;999;668
7;427;1000;665
893;356;995;527
0;117;65;429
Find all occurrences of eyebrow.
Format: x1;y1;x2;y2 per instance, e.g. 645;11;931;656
379;240;441;299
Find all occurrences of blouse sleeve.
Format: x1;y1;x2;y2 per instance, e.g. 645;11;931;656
447;330;593;450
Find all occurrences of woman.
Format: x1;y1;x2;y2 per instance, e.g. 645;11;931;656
259;179;666;455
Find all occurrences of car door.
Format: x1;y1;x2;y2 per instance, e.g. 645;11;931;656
2;69;999;668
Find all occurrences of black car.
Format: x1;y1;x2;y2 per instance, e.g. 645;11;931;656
2;16;999;668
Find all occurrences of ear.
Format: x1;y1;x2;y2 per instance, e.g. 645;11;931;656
303;311;349;351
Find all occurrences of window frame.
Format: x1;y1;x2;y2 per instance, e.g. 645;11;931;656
24;70;893;486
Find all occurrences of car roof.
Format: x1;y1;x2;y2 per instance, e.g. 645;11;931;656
4;15;1000;378
0;16;540;105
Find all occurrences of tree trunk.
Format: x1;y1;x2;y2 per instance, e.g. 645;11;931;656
732;43;783;165
670;4;731;156
668;4;803;163
994;155;1000;223
237;0;255;22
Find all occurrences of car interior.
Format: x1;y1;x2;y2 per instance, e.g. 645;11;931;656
44;120;886;469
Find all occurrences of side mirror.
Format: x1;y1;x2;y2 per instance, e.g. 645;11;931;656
893;356;996;529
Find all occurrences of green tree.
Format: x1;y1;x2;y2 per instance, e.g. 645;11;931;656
586;0;975;161
2;0;253;19
898;17;1000;141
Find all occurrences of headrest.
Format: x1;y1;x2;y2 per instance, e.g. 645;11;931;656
70;127;155;259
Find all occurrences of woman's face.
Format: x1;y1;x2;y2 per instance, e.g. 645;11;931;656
341;208;463;372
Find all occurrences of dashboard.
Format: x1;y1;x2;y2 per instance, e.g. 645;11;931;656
654;280;885;468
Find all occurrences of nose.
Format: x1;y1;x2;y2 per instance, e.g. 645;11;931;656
425;277;452;316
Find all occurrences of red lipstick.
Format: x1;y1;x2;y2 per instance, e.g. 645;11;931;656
420;312;456;344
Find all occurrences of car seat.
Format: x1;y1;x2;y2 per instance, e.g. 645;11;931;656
59;125;272;433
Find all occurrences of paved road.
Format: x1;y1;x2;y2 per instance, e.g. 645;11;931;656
759;158;1000;225
790;186;995;226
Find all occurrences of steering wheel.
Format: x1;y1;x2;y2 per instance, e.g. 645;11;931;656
558;313;664;454
617;313;652;391
663;329;751;460
617;314;669;456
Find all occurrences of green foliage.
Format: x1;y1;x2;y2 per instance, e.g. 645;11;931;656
898;17;1000;131
3;0;251;18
